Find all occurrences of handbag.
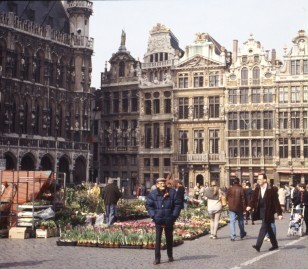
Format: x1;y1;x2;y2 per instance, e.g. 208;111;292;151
220;194;227;207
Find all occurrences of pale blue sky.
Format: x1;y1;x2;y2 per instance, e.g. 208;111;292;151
90;0;308;89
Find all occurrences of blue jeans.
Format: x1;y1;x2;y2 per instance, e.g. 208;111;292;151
105;204;117;225
229;210;246;239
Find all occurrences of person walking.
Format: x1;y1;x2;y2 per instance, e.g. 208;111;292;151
146;178;182;265
247;173;283;252
204;180;224;239
226;177;247;241
293;183;308;235
244;182;254;225
101;178;122;226
278;184;286;213
193;183;201;200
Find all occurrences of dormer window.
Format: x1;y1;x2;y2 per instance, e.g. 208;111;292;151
119;61;125;77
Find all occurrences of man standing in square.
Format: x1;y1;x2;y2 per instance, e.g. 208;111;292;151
146;178;182;265
247;173;283;252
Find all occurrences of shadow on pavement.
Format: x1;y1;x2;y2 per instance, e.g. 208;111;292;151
178;254;216;261
283;244;306;250
0;260;52;268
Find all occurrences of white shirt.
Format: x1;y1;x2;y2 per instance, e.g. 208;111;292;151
261;184;267;198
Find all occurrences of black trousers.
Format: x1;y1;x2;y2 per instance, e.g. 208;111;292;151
256;221;278;248
155;224;173;260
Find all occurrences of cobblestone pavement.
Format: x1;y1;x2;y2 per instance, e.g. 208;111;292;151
0;213;307;269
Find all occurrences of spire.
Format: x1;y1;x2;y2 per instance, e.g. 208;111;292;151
119;30;126;51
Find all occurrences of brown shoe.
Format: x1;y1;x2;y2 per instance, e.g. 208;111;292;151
153;259;160;265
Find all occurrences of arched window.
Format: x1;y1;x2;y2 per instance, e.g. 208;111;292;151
241;67;248;86
119;61;125;77
252;67;260;85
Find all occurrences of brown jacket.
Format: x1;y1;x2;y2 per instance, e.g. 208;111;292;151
226;184;247;212
249;185;282;223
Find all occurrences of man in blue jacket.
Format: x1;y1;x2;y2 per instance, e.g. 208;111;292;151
146;177;182;265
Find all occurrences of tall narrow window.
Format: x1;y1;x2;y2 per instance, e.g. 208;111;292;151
240;88;249;104
304;111;308;129
304;60;308;74
291;111;300;129
240;140;249;157
228;140;238;157
113;92;119;113
252;67;260;85
119;61;125;77
229;89;237;104
264;139;273;157
179;131;188;154
209;129;219;154
193;96;204;119
153;92;160;114
209;72;219;87
290;60;300;75
122;91;128;112
153;123;160;148
145;124;152;148
164;91;171;113
304;86;308;103
131;90;138;112
304;138;308;158
240;112;249;130
228;112;238;130
279;138;288;158
194;130;204;154
279;112;288;129
252;89;260;103
179;73;188;88
263;88;273;103
279;87;288;103
145;93;151;115
291;87;300;103
103;93;110;114
263;111;273;130
251;111;261;129
209;96;219;118
291;138;300;158
164;123;171;148
194;72;204;87
179;97;189;119
252;139;261;157
241;67;248;86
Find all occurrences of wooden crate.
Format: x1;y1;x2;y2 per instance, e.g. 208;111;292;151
9;227;30;239
36;228;57;239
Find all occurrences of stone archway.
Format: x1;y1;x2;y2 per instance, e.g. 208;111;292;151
20;154;35;171
40;155;54;171
74;156;86;184
196;174;204;186
58;156;70;183
4;152;17;170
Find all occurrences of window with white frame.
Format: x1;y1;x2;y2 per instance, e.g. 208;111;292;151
193;96;204;119
279;87;288;103
263;111;273;129
251;111;261;129
279;138;288;158
194;129;204;154
179;73;188;88
209;96;219;118
179;130;188;154
229;89;237;104
291;60;300;75
209;72;219;87
193;72;204;87
252;67;260;85
241;67;248;86
263;88;273;103
252;88;261;103
291;138;300;158
228;112;238;130
291;87;300;103
228;140;238;157
240;111;249;130
240;140;249;157
240;88;249;104
279;112;288;129
252;139;261;157
179;97;189;119
209;129;219;154
264;139;273;157
291;111;300;129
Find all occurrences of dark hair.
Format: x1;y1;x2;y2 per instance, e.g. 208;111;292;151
246;182;251;187
233;177;240;184
258;173;267;180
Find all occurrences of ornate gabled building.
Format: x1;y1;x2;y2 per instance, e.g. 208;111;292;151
173;32;229;188
225;35;278;185
138;23;184;190
0;0;94;183
275;30;308;184
99;31;140;192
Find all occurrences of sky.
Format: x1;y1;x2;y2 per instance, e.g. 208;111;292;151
89;0;308;89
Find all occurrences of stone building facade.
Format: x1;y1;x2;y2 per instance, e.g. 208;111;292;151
0;1;94;184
